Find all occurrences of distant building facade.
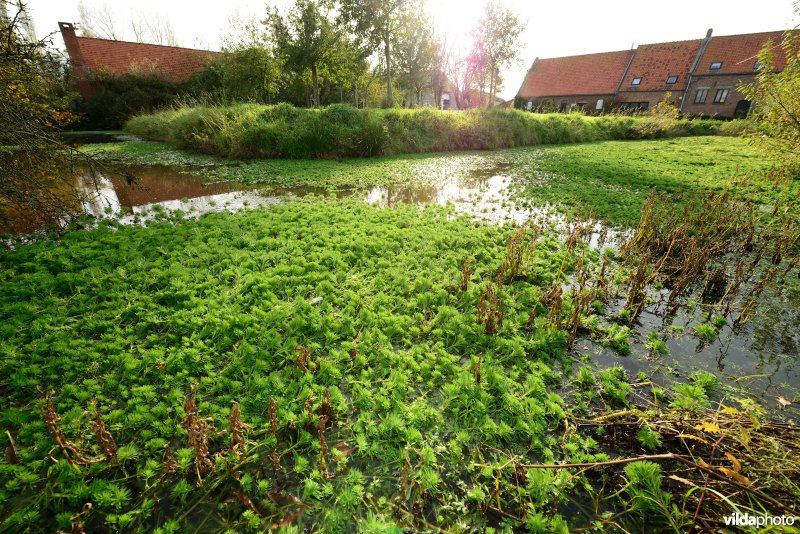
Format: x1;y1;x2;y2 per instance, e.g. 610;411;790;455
59;21;218;101
516;29;797;118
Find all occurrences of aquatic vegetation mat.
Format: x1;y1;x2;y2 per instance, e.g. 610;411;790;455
1;198;798;530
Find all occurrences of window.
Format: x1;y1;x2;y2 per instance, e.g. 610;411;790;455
714;88;729;103
526;100;533;110
710;61;722;70
695;89;708;104
631;77;642;86
753;61;763;70
620;102;649;111
596;99;604;110
666;75;678;84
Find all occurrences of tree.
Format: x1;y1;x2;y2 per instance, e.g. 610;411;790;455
337;0;410;107
741;29;800;166
131;11;178;46
216;14;284;104
276;0;341;108
472;0;525;106
395;10;439;106
76;1;120;40
1;1;102;230
78;2;178;46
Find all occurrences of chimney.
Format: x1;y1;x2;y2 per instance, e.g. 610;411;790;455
59;22;93;100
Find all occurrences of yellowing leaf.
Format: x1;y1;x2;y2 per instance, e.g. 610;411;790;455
718;467;752;486
676;434;710;445
720;405;740;415
694;422;722;434
724;452;742;473
777;396;791;409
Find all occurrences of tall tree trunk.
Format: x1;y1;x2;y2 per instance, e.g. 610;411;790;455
353;81;358;107
311;63;319;108
385;36;393;108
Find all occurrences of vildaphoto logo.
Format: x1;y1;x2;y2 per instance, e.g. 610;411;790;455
723;513;796;527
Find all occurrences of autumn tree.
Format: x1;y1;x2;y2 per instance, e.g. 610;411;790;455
1;1;102;230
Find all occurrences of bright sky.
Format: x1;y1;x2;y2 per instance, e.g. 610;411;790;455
28;0;798;100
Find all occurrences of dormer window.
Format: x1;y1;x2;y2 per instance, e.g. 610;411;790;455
631;77;642;86
666;75;678;84
710;62;722;70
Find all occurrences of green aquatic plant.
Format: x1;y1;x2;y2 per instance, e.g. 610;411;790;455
644;331;669;356
598;365;631;406
693;323;718;342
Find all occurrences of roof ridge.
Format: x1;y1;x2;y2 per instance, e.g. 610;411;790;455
636;38;703;47
537;49;633;61
75;35;217;54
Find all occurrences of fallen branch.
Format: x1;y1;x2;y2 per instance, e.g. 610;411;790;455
519;452;797;516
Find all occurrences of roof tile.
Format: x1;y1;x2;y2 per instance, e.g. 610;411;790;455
518;50;634;98
620;39;702;91
697;30;798;74
76;37;218;82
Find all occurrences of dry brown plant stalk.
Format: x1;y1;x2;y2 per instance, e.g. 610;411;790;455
228;401;252;460
88;399;117;462
182;384;215;484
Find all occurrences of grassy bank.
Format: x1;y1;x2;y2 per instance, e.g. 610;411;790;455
125;103;745;159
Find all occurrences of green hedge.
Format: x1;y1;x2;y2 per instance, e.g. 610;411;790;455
125;103;741;159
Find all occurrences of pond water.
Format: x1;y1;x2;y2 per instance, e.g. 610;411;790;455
73;164;546;225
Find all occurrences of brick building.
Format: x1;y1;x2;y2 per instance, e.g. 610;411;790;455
59;22;218;101
516;29;797;117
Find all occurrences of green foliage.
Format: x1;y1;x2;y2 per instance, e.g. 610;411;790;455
80;72;209;130
671;384;710;411
644;331;669;355
689;370;719;393
598;366;631;406
635;427;663;451
573;366;596;390
623;461;688;530
0;199;576;530
126;103;732;161
598;323;633;354
692;323;718;342
741;30;800;168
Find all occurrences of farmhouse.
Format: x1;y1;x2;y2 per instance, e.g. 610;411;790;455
516;29;797;117
58;21;218;101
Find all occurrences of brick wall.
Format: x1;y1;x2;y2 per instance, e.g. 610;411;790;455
520;94;618;113
682;74;755;117
616;90;686;110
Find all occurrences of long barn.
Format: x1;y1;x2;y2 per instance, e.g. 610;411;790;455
515;29;796;118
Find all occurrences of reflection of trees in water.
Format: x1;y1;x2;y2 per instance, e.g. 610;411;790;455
104;166;241;207
749;284;800;359
381;185;440;207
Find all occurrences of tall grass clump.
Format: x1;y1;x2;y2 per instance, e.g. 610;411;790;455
126;103;726;160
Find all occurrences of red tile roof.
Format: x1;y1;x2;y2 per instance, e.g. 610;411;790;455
620;39;702;91
696;30;797;74
517;50;634;98
75;37;218;82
